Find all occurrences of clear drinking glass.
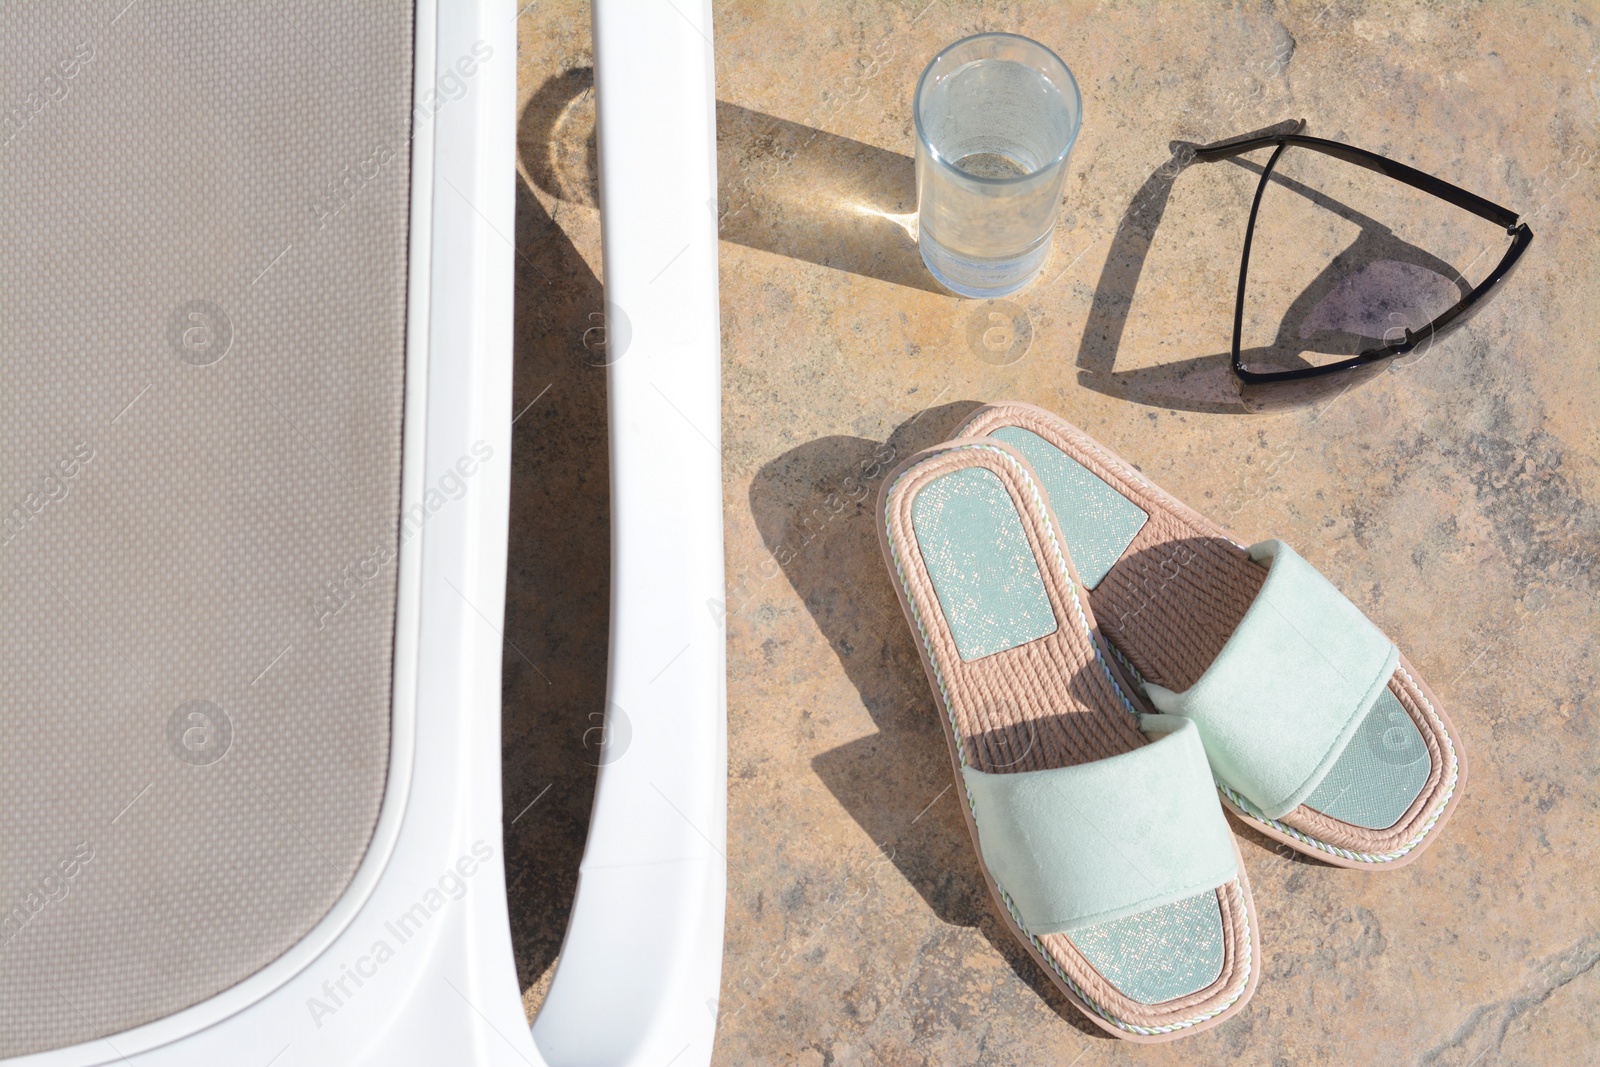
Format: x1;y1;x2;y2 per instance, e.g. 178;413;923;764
914;33;1082;298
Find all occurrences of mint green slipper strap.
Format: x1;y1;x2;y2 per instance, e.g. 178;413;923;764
960;716;1238;936
1144;540;1400;820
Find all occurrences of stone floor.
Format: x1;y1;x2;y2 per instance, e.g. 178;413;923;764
507;3;1600;1064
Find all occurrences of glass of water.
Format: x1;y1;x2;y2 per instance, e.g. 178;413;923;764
914;33;1082;298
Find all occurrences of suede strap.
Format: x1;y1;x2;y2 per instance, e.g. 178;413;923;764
1144;540;1400;819
960;715;1238;935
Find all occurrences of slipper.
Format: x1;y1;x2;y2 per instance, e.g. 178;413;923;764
878;439;1260;1041
958;402;1466;869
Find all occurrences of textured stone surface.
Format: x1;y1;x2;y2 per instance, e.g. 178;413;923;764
512;2;1600;1062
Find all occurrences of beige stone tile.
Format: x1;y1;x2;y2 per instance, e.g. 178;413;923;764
513;2;1600;1062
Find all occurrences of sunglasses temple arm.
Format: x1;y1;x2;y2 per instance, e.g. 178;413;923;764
1194;131;1523;230
1308;140;1522;229
1190;118;1308;162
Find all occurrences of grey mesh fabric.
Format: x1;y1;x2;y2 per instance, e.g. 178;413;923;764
1303;688;1430;830
989;426;1148;589
911;467;1226;1005
0;2;413;1054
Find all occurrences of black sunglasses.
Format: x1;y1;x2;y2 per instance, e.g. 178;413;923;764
1191;123;1532;403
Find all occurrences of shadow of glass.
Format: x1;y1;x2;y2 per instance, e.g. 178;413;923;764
519;67;938;293
716;102;939;293
1076;120;1469;415
501;170;610;994
749;405;1110;1036
518;66;598;206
